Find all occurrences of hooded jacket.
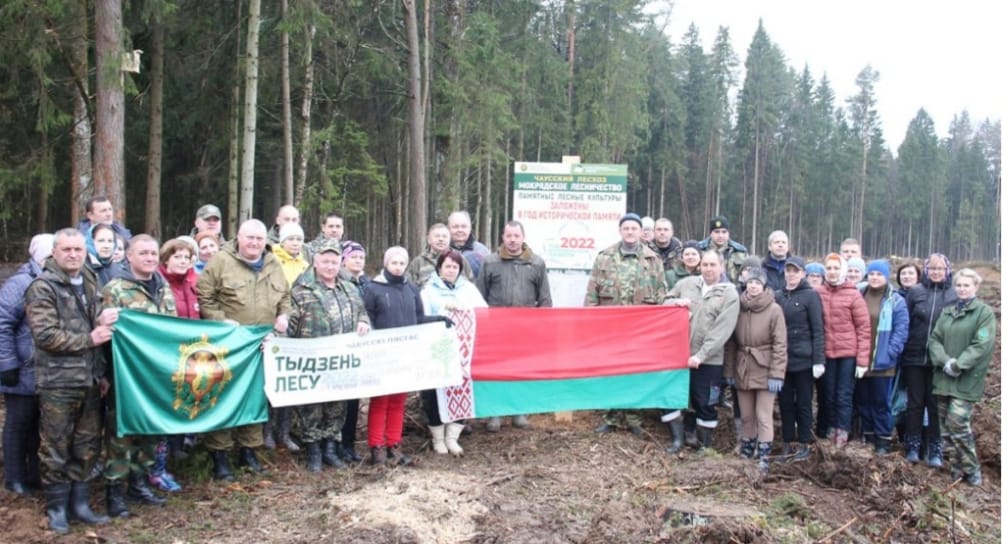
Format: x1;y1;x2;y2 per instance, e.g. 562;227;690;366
929;298;996;402
815;257;871;367
0;260;45;395
272;244;310;286
774;278;826;372
197;244;292;325
902;255;956;367
476;245;551;308
724;288;788;389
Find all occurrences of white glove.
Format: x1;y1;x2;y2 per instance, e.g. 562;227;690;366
812;364;825;379
854;366;868;379
943;359;961;377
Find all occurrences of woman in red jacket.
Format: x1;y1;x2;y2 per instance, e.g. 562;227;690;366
814;253;871;449
159;239;200;319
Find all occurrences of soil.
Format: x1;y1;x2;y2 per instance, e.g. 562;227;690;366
0;265;1000;543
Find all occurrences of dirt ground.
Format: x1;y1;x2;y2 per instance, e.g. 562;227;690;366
0;266;1000;543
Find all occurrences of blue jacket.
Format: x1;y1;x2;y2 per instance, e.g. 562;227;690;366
860;284;909;372
0;260;44;395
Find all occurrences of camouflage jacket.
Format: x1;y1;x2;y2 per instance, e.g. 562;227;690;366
405;246;473;288
584;243;667;306
646;238;683;271
197;244;292;325
697;237;749;283
288;272;370;338
102;269;177;316
24;259;106;389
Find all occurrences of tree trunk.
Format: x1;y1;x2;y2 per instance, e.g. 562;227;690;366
227;0;244;238
280;0;294;205
144;21;164;238
403;0;426;254
94;0;125;219
566;3;576;150
294;23;316;207
239;0;262;223
69;0;92;226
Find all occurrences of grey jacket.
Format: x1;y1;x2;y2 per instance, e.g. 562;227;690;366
669;276;740;366
476;245;552;308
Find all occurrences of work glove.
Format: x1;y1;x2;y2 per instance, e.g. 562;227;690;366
723;377;736;387
855;366;868;379
0;369;19;387
767;378;783;394
943;359;961;378
812;364;825;379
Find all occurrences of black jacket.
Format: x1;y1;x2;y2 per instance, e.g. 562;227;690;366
774;278;826;372
762;254;788;292
363;271;444;331
901;278;956;367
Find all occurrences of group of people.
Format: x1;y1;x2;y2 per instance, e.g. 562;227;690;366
588;212;995;483
0;198;995;535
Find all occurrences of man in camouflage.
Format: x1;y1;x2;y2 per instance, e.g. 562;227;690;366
697;215;749;283
586;213;667;435
647;218;683;272
198;219;292;481
25;228;118;534
406;222;473;287
287;239;371;471
100;235;176;517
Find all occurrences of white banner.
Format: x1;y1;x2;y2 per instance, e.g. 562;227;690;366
261;323;463;408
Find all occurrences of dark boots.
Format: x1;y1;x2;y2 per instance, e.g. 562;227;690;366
211;449;235;482
739;438;757;459
106;483;130;518
370;446;388;465
665;419;685;454
305;442;323;473
695;427;714;450
127;474;166;506
45;483;71;534
237;447;266;474
69;481;110;525
756;442;772;473
904;434;921;463
874;435;893;455
927;440;943;468
386;444;412;466
322;440;347;469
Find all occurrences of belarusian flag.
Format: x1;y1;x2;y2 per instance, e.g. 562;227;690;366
469;306;690;417
111;310;272;436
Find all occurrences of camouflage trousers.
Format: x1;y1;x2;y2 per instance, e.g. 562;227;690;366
103;396;156;482
293;401;347;443
203;423;264;451
936;395;978;477
38;386;102;485
602;409;643;428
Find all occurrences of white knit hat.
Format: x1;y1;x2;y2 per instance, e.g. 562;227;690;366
278;223;304;242
29;233;55;265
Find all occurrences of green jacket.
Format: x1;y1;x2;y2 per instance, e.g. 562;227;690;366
665;264;699;291
102;270;177;317
584;243;666;306
288;271;370;338
197;245;292;325
24;260;106;389
929;298;996;402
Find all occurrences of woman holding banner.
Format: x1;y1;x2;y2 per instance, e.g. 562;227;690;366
420;251;487;456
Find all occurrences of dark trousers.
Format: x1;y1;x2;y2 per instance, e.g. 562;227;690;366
341;398;360;450
3;393;41;486
854;375;895;437
780;369;814;443
902;366;940;442
421;390;443;426
686;364;722;429
822;357;856;432
815;375;829;438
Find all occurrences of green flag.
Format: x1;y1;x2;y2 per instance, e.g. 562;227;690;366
111;309;272;436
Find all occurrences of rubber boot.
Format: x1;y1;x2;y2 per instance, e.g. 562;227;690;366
862;431;876;448
45;482;71;534
210;449;234;482
926;440;943;468
106;483;130;518
665;419;685;454
369;446;387;466
127;474;166;506
739;438;757;459
278;409;300;452
874;435;893;455
486;417;502;433
262;420;276;450
387;444;412;466
237;447;266;474
322;440;347;469
696;427;713;451
429;425;448;454
148;439;181;492
304;442;322;473
69;481;110;525
904;434;921;463
512;415;531;429
445;423;465;456
757;442;773;473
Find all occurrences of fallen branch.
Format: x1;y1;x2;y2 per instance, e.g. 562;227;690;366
816;516;856;543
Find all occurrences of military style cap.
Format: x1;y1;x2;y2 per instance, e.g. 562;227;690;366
196;204;222;220
315;238;342;255
709;215;729;232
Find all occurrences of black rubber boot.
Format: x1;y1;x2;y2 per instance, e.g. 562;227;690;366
210;449;234;482
69;481;110;525
757;442;773;473
237;447;266;474
695;427;714;450
665;419;685;454
304;442;322;473
127;474;166;506
45;482;71;534
106;483;131;518
322;440;347;469
874;435;893;455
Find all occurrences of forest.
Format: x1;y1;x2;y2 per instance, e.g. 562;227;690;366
0;0;1000;263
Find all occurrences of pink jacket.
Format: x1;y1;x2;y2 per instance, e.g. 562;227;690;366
816;281;871;367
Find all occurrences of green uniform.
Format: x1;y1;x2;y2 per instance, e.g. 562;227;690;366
101;271;177;481
287;271;369;442
25;261;106;485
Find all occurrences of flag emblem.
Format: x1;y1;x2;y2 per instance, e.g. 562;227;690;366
172;334;232;419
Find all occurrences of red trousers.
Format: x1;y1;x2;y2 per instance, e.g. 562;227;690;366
367;393;407;447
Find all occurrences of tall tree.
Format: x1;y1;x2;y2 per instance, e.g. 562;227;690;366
239;0;261;223
94;0;126;218
280;0;294;205
846;65;881;242
403;0;426;252
144;20;165;237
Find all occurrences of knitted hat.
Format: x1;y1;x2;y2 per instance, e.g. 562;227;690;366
742;256;762;273
29;233;55;265
278;223;304;242
805;262;825;276
383;246;409;266
746;267;768;286
619;213;643;227
866;259;890;279
640;216;655;230
847;257;866;275
341;241;365;262
709;215;729;231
